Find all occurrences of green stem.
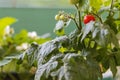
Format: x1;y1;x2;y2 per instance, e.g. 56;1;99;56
74;4;82;30
71;18;80;30
87;40;91;48
91;13;103;23
1;66;3;73
109;0;114;16
78;10;82;30
93;42;97;49
119;9;120;18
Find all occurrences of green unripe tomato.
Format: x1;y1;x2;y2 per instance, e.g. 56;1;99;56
55;14;60;20
60;15;65;20
69;0;79;5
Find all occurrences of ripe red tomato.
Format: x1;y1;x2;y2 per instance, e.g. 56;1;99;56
83;15;95;24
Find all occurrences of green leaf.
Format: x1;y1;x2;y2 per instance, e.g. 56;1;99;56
114;20;120;31
4;54;22;59
37;41;59;64
81;21;95;41
25;42;39;65
114;50;120;66
92;27;100;39
78;0;87;7
54;21;65;31
114;2;120;9
89;0;103;12
63;53;90;80
51;66;65;80
96;48;110;72
94;24;119;47
109;57;117;77
69;29;81;50
87;59;102;80
82;48;99;58
37;36;69;64
54;20;71;35
0;59;12;66
55;28;65;36
14;30;28;44
0;17;16;44
105;17;118;34
95;27;110;47
102;0;111;6
35;54;63;80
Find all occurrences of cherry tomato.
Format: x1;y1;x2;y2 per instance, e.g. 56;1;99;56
83;15;95;24
60;15;65;20
55;14;60;20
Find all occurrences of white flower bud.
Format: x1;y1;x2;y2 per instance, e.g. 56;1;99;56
28;31;38;39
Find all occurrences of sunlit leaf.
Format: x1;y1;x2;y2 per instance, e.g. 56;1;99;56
0;59;12;66
89;0;103;11
37;36;68;65
54;20;71;35
92;27;100;38
35;54;63;80
81;21;95;41
14;30;28;44
0;17;17;44
102;0;111;6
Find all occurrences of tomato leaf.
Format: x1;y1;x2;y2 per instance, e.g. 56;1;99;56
54;20;71;35
35;54;63;80
109;57;117;77
81;21;95;41
0;17;17;44
0;59;12;66
89;0;103;12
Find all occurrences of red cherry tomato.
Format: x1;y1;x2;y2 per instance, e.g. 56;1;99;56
83;15;95;24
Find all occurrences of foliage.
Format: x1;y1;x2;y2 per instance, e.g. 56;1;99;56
0;17;51;75
23;0;120;80
1;0;120;80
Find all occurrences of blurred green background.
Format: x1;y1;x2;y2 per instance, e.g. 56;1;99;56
0;0;75;37
0;8;76;37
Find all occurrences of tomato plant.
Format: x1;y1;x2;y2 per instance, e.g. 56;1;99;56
22;0;120;80
1;0;120;80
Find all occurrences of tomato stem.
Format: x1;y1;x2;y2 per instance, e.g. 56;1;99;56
74;4;82;31
91;12;103;23
109;0;114;16
73;18;80;30
78;10;82;30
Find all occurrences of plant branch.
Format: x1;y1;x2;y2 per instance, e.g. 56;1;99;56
78;10;82;30
93;42;97;49
1;66;3;73
109;0;114;16
87;40;91;48
70;17;80;30
74;4;82;30
91;12;103;23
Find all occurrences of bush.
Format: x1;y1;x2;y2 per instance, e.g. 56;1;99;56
0;17;50;79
